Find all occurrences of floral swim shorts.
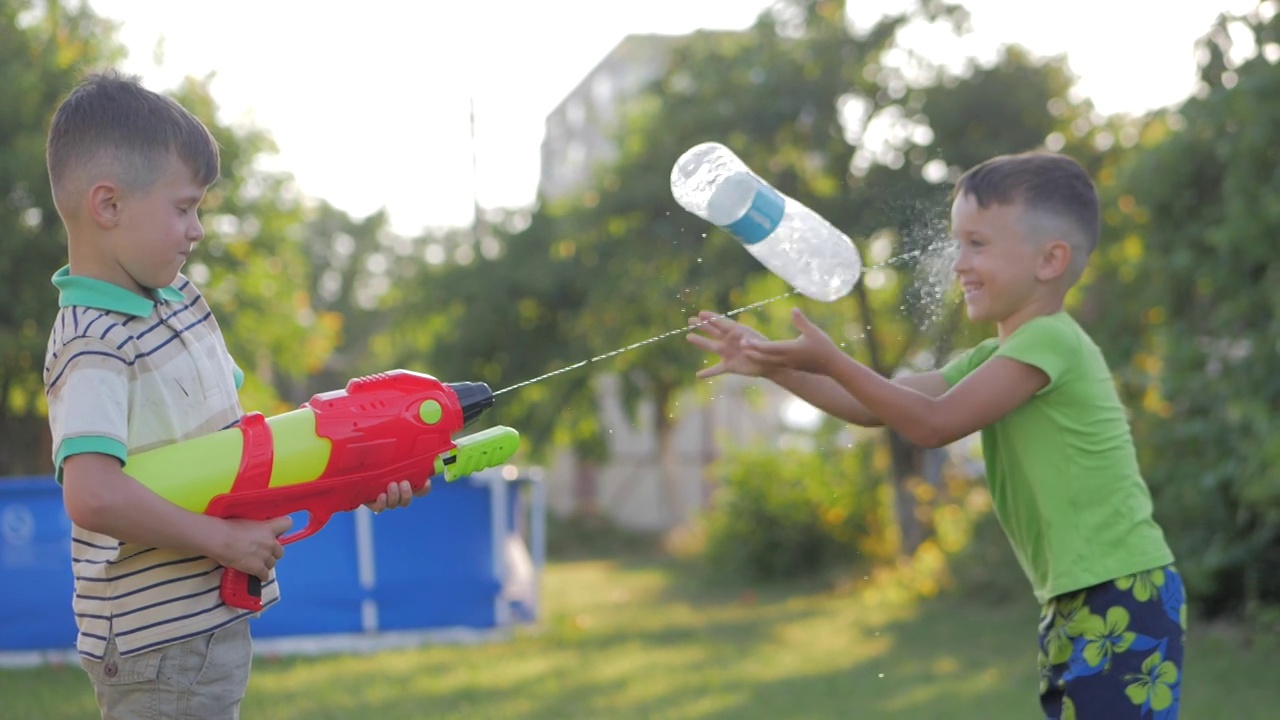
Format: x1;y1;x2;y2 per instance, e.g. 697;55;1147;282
1038;564;1187;720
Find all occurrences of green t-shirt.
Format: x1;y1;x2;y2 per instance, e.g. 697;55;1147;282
941;312;1173;604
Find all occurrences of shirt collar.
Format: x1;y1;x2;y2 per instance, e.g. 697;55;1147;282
51;266;185;318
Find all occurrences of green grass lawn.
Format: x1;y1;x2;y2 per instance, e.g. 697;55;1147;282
3;553;1276;719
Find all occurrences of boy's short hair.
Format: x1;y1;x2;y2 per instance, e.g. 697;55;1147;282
952;151;1100;283
46;70;220;216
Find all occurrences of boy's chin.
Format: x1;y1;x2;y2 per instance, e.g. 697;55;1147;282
139;271;180;291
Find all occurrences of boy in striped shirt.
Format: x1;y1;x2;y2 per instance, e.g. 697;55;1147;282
43;71;424;719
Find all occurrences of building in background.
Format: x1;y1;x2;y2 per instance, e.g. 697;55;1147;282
539;34;677;203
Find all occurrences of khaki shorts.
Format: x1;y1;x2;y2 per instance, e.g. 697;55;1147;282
80;620;253;720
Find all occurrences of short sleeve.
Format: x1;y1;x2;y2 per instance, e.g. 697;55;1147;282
995;315;1079;393
46;336;131;478
940;338;1000;387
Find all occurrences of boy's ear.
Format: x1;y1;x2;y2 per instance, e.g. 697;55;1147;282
1036;240;1072;281
87;182;122;229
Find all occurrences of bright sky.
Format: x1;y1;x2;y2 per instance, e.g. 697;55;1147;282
90;0;1255;235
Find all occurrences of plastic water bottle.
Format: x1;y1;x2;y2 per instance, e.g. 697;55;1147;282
670;142;862;302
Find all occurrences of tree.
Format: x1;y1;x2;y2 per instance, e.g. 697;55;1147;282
0;4;345;474
1087;3;1280;615
120;75;342;414
391;0;1110;544
0;0;122;474
388;0;968;527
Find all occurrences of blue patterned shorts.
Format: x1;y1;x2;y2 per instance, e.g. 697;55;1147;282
1038;564;1187;719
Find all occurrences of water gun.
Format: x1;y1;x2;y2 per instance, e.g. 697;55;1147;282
121;370;520;611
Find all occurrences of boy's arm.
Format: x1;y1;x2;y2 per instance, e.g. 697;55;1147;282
743;309;1047;448
766;368;950;427
62;453;290;581
819;355;1046;448
685;310;948;426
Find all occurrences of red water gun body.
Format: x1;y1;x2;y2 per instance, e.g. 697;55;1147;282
198;371;500;610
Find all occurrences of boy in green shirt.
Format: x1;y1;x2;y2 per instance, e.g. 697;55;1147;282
687;151;1183;719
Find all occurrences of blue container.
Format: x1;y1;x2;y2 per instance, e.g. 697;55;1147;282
0;471;542;657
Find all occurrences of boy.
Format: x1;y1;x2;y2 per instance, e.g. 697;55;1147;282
43;71;424;719
687;151;1184;719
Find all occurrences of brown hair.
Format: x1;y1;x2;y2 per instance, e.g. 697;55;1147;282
46;70;219;212
953;151;1100;278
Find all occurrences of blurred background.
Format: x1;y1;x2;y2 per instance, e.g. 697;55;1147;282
1;0;1277;717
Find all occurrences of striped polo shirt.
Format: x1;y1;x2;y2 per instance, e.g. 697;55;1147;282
43;266;280;659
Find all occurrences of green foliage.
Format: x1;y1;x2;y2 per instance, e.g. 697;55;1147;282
940;506;1029;604
543;512;664;561
1084;4;1280;615
383;0;1041;461
0;0;122;472
702;444;874;581
167;76;342;410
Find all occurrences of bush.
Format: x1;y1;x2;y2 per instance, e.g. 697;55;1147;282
941;506;1029;605
702;444;875;581
545;512;662;560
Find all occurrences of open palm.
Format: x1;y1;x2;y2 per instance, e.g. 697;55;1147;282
686;311;772;379
739;308;842;375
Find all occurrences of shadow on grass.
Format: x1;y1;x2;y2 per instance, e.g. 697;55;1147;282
8;537;1279;720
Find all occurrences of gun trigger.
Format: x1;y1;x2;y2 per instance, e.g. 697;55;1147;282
282;511;331;545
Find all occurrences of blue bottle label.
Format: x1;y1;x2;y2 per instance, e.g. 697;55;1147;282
722;184;784;245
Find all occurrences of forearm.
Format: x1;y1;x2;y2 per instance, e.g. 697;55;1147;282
824;358;948;447
767;367;883;427
63;458;227;558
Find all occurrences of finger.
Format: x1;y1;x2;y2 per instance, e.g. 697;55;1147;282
695;362;727;379
697;312;734;334
270;515;294;535
791;310;827;342
743;341;788;363
414;478;432;498
688;316;726;339
685;332;721;352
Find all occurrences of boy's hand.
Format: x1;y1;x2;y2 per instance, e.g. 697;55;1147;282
217;515;292;582
364;478;432;514
741;308;844;375
686;311;773;379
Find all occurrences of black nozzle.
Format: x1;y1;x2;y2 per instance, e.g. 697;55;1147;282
448;382;494;426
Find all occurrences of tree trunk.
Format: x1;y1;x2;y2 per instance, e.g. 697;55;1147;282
888;431;928;556
572;455;600;517
654;382;686;528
